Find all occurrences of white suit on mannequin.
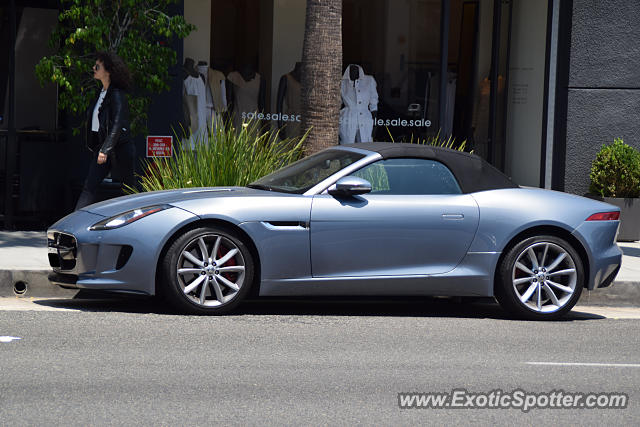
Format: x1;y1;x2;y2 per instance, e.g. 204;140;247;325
197;63;215;131
339;64;378;144
183;75;208;149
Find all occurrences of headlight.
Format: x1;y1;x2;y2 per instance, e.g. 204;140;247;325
90;205;171;230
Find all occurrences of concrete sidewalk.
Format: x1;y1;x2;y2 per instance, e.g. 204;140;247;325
0;231;75;298
0;231;639;306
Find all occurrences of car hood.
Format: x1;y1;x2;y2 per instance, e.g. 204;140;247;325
80;187;292;217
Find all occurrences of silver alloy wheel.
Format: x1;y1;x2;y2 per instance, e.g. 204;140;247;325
176;233;246;307
511;241;577;313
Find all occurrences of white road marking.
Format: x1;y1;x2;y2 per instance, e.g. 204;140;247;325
526;362;640;368
0;336;22;343
0;297;76;311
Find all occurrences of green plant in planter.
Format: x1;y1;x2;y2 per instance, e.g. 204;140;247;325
589;138;640;198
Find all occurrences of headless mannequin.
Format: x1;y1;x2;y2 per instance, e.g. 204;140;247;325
276;62;302;130
182;57;202;141
211;60;233;112
196;60;208;79
197;60;214;129
346;64;377;141
227;64;266;113
206;61;228;113
183;57;199;80
349;64;359;82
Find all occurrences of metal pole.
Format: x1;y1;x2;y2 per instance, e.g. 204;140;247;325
543;0;560;189
487;0;502;166
439;0;450;136
4;0;17;229
500;0;513;171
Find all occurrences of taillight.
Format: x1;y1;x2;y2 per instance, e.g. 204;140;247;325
586;211;620;221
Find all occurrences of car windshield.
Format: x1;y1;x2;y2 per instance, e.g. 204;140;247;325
249;149;366;194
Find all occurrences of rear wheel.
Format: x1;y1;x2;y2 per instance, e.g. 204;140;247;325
161;226;254;314
495;235;584;320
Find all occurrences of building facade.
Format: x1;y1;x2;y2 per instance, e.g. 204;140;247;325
1;0;639;229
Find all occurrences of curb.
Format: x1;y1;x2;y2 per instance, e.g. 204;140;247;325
0;269;77;298
579;281;640;307
2;268;640;308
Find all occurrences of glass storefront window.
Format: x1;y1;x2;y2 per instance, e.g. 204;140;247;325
342;0;441;143
196;0;549;185
207;0;448;144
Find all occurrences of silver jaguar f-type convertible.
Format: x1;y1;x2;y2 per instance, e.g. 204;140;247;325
48;142;622;319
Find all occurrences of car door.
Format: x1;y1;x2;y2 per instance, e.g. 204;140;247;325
310;158;480;277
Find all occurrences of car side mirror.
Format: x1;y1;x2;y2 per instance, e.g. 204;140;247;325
328;176;372;196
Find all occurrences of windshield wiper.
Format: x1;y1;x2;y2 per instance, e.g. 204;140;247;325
247;183;273;192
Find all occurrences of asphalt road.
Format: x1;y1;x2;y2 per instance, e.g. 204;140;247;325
0;297;639;425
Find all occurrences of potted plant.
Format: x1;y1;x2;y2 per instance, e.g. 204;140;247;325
589;137;640;241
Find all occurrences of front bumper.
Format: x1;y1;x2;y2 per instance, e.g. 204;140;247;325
48;272;78;289
47;206;198;295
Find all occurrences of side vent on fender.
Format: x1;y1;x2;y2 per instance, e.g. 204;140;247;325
263;221;309;229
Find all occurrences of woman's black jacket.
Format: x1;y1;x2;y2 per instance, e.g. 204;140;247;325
86;87;131;155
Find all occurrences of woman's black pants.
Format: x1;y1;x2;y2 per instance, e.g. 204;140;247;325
75;142;137;210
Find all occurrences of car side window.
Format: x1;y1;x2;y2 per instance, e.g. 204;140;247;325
350;158;462;195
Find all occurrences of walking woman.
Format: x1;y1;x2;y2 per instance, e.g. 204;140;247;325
75;51;136;210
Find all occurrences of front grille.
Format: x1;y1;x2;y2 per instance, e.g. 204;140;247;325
48;232;78;270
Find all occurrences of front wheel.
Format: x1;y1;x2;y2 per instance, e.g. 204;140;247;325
495;235;584;320
161;226;254;314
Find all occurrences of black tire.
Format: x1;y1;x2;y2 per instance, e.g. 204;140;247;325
161;226;255;315
495;235;584;320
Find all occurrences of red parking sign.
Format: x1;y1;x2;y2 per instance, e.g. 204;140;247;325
146;136;173;157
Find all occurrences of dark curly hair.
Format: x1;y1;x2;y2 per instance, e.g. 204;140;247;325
95;51;133;92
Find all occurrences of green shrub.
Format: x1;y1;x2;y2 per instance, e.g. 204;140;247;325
385;128;470;152
589;138;640;198
134;119;305;192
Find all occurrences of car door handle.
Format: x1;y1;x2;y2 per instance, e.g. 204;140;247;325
442;213;464;220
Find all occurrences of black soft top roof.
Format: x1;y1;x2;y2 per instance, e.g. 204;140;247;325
343;142;518;193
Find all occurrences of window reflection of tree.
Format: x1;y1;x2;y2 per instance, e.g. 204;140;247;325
351;162;390;192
